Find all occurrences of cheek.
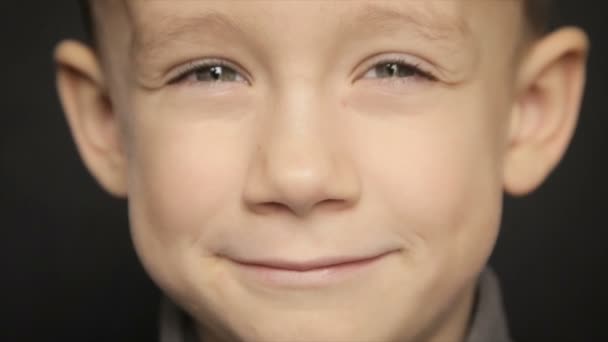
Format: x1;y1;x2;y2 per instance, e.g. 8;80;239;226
123;100;258;303
125;103;252;249
348;87;507;264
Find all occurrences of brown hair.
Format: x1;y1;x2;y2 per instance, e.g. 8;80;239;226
525;0;554;35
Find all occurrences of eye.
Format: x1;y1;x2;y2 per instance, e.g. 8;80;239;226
168;61;247;85
362;60;436;81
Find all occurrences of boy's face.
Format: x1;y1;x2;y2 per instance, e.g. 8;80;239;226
57;1;587;342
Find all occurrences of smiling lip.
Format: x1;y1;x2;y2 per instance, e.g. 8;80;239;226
227;250;398;288
231;251;394;271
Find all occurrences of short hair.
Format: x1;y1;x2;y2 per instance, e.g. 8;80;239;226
525;0;554;35
78;0;93;43
78;0;554;46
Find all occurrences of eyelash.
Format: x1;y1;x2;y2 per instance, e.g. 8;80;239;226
360;57;437;82
167;57;437;85
167;59;248;85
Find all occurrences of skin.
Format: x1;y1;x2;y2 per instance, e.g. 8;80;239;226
54;1;589;341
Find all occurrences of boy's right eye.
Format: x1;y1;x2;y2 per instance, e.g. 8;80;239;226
168;61;247;85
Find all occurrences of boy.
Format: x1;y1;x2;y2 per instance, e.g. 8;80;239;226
54;1;588;341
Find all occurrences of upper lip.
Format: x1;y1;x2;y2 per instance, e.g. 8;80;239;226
226;250;397;272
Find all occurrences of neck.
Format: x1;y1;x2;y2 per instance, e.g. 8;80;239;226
413;282;478;342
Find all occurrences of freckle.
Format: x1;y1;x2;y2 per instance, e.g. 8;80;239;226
341;99;348;108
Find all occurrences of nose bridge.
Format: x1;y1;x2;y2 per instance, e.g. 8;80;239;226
243;84;359;217
263;86;334;204
269;85;327;158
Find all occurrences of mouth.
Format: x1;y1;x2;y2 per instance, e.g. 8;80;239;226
225;250;399;288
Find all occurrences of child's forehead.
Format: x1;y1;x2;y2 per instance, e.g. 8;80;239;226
117;1;507;59
127;1;470;38
95;1;524;73
113;3;499;42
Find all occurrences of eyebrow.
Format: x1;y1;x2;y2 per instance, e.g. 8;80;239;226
131;10;247;60
349;3;471;42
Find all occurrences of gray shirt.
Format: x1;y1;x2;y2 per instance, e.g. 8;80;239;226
159;268;512;342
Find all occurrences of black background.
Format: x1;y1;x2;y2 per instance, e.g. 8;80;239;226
1;2;606;341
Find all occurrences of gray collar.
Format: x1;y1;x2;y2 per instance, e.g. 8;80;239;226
159;268;512;342
466;268;513;342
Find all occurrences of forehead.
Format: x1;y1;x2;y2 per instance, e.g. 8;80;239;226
112;1;520;48
125;1;470;48
128;1;468;35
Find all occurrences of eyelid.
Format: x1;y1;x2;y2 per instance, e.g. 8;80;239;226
167;57;251;85
352;53;438;82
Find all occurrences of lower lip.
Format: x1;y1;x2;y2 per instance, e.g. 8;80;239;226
229;252;394;289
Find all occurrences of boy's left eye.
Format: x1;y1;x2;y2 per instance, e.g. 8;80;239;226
191;65;243;82
362;61;436;81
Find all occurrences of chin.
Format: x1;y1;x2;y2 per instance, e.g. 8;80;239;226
200;314;399;342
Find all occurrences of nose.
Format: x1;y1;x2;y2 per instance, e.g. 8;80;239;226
242;96;360;218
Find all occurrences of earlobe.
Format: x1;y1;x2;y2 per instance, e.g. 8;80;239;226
55;40;128;197
504;27;589;196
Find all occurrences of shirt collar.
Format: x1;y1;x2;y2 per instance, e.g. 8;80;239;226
466;268;513;342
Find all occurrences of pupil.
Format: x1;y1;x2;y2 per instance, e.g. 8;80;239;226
210;66;222;80
385;63;398;77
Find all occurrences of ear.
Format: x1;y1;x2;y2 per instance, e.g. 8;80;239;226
55;40;127;197
503;27;589;196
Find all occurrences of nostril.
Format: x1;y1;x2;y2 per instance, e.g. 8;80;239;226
253;201;291;215
318;198;350;210
251;198;350;217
